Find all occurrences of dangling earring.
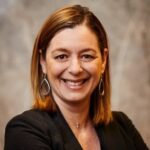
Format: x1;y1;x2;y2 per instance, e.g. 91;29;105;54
40;74;50;97
99;75;104;96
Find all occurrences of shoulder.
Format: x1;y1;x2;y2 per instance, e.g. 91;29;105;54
112;111;130;124
6;109;51;132
112;111;136;131
111;111;148;149
112;111;129;119
111;111;135;133
4;109;55;150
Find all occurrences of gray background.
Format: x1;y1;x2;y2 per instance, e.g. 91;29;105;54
0;0;150;149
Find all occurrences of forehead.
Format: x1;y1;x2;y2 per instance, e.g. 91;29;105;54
47;24;100;52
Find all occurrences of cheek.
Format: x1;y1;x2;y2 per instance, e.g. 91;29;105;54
84;61;102;78
46;61;66;78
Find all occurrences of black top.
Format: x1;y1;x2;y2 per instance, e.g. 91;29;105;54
4;109;149;150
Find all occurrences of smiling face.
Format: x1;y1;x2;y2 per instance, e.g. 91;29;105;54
40;24;107;105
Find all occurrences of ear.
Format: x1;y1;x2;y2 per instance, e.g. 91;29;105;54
101;48;108;74
40;52;47;74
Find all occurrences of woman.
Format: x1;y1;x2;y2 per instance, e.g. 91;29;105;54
4;5;148;150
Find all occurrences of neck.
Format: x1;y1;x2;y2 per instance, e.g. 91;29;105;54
54;96;91;130
62;102;90;129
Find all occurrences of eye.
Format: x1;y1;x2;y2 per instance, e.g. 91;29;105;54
81;54;95;61
54;54;68;62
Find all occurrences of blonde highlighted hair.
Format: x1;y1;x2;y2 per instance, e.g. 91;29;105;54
31;5;112;125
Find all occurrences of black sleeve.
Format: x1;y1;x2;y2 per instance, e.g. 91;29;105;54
114;111;149;150
4;110;52;150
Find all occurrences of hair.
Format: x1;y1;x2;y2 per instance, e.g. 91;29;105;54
31;4;112;125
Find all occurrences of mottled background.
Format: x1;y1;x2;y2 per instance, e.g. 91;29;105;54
0;0;150;149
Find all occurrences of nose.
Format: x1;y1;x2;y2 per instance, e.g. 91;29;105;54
68;57;83;75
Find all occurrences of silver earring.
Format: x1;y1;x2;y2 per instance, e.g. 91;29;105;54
40;74;50;97
99;75;104;96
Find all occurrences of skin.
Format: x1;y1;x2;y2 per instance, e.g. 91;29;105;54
40;23;107;149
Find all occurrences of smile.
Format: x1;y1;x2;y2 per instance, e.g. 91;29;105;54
62;79;88;89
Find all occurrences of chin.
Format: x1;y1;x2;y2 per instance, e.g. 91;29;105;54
62;93;90;103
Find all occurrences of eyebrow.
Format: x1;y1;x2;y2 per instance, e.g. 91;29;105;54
51;48;98;54
80;48;97;53
51;48;69;53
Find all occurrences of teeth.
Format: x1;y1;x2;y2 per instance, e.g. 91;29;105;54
63;79;85;88
66;80;84;86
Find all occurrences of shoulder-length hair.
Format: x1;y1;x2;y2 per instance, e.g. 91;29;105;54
31;5;112;125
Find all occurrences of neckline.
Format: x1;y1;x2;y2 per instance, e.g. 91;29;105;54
52;109;83;149
52;109;102;150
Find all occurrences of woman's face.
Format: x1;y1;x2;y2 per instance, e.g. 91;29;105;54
40;24;107;104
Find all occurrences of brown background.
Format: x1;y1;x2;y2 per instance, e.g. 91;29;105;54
0;0;150;149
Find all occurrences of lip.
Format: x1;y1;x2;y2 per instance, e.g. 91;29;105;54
61;78;89;90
